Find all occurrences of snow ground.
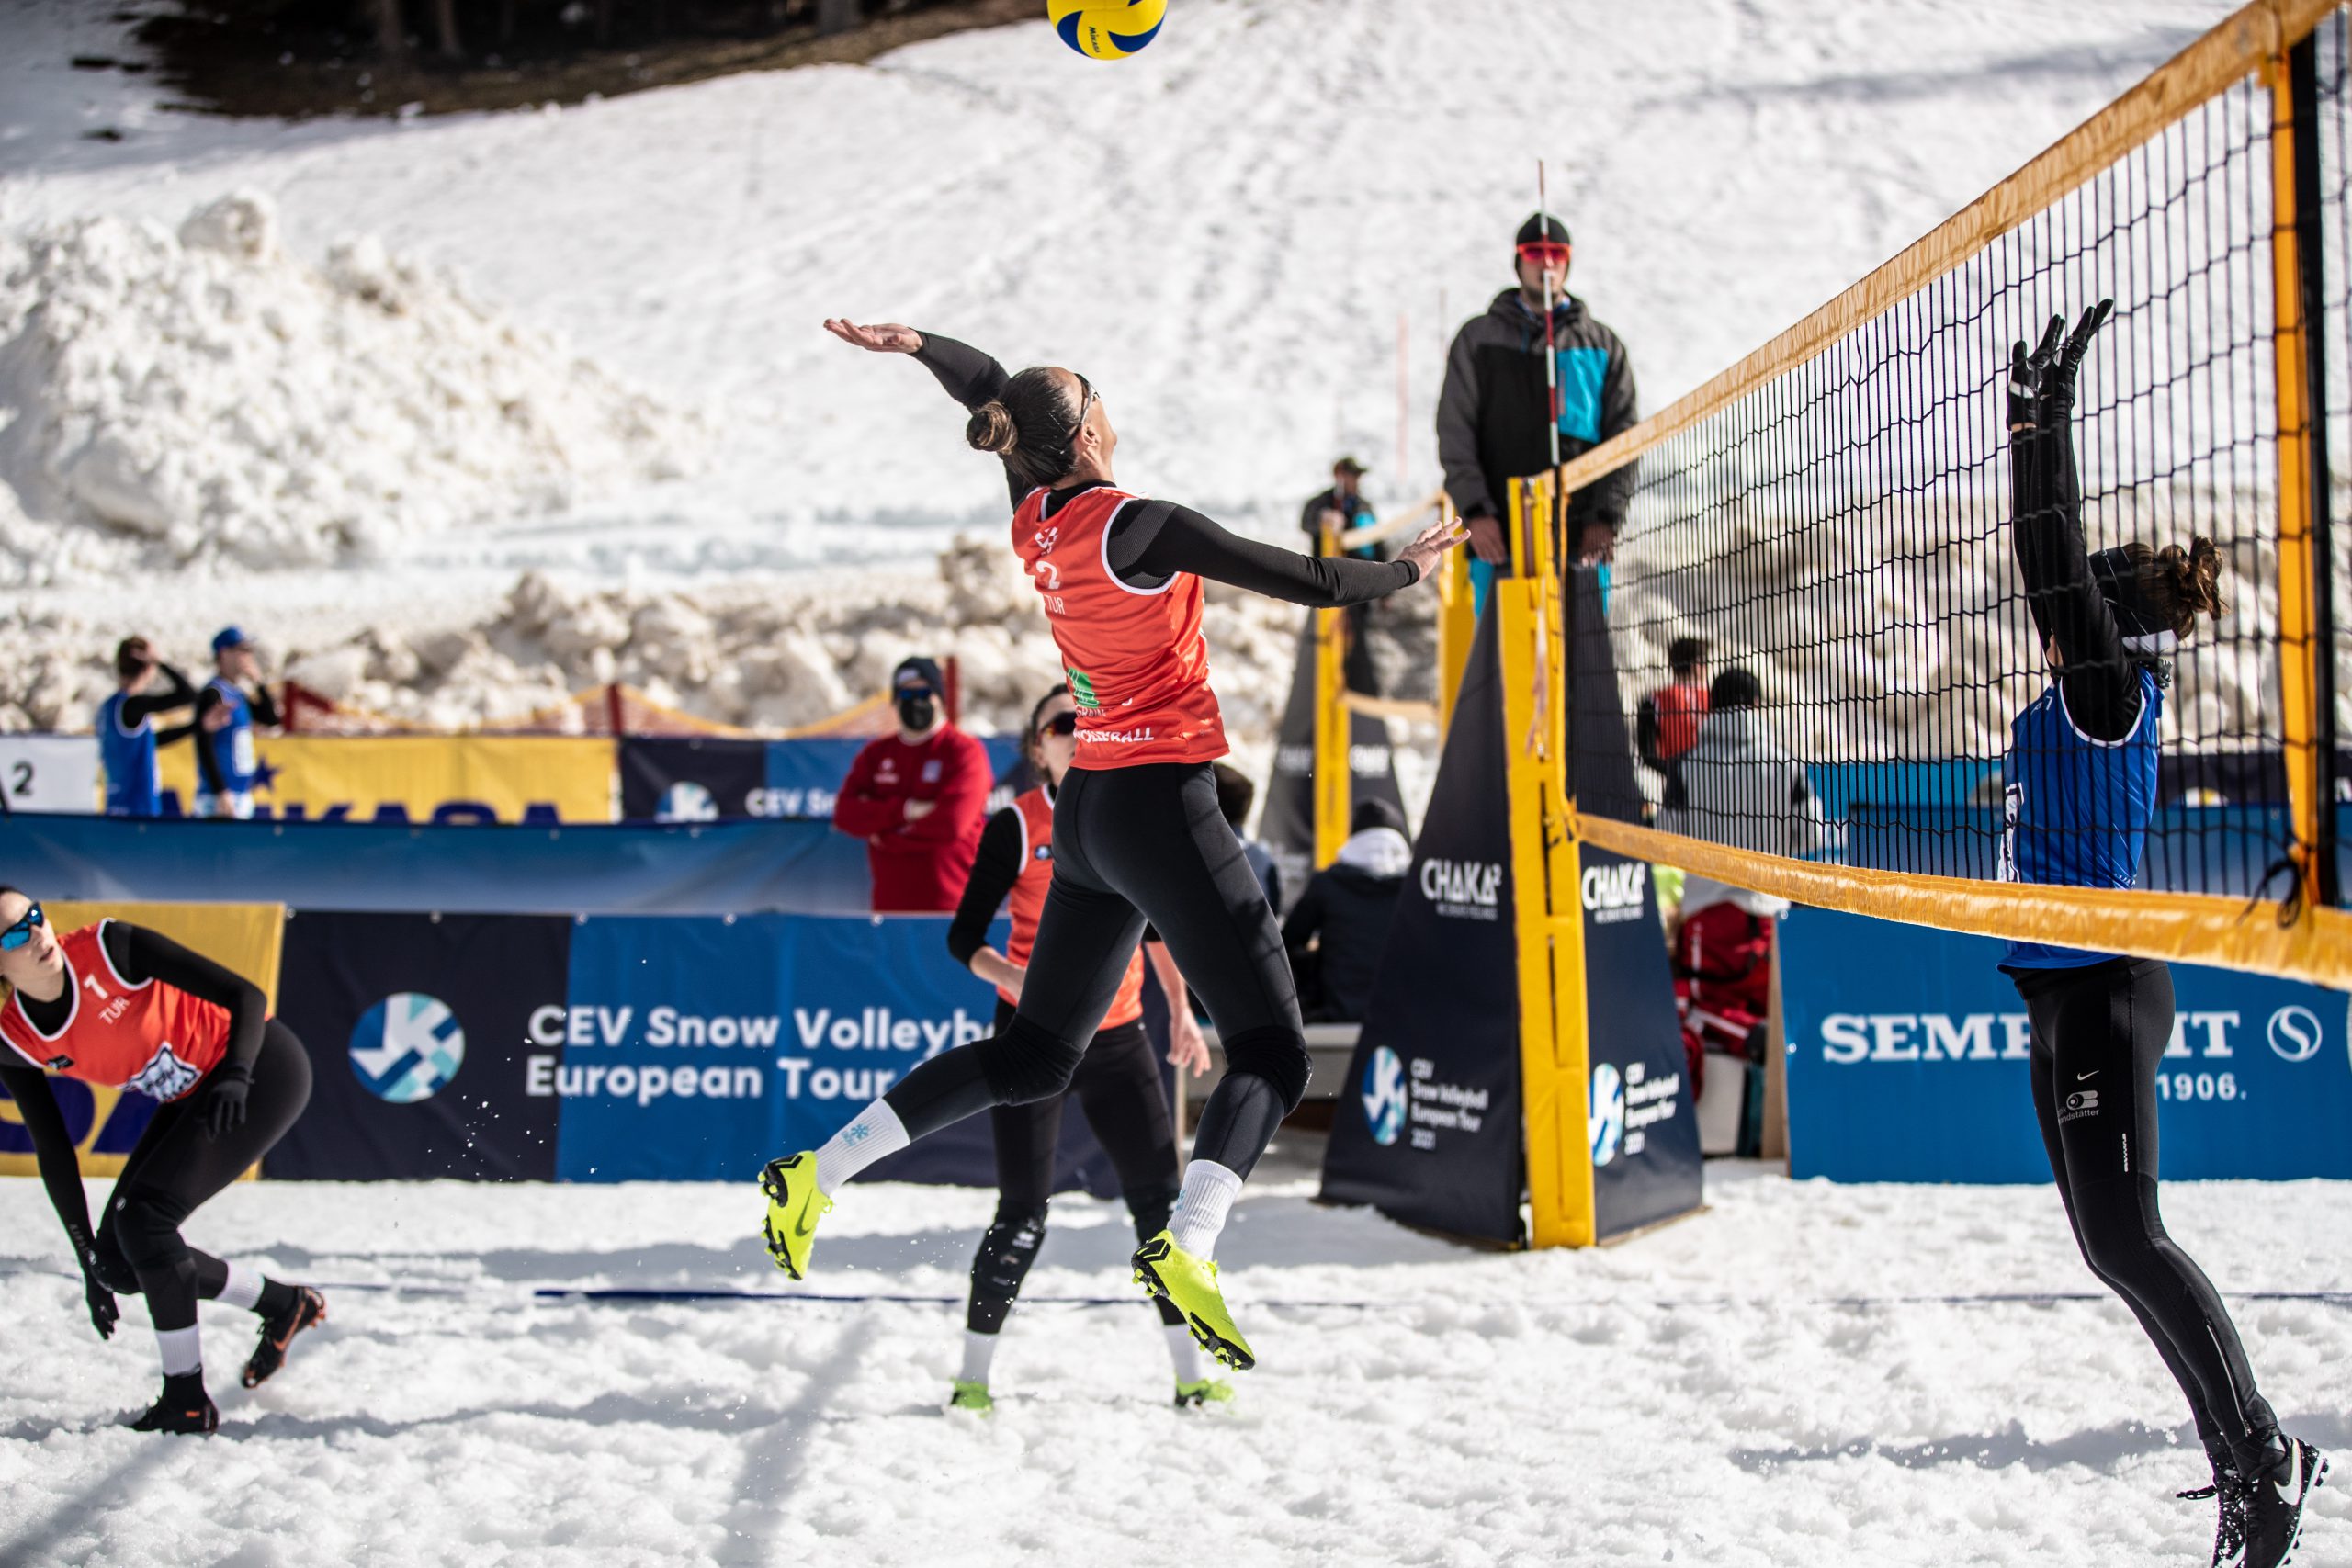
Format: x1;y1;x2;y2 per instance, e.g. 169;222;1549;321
0;0;2244;648
1;1156;2346;1567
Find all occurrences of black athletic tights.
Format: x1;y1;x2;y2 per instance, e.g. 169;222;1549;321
2017;957;2278;1476
887;761;1305;1178
967;1006;1183;1335
89;1020;313;1335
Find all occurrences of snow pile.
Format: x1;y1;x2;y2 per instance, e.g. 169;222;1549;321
0;537;1430;739
0;192;703;582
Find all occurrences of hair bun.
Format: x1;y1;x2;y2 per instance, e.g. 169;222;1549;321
967;402;1019;457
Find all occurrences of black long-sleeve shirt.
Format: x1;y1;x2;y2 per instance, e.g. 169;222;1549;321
910;333;1420;607
0;922;270;1261
2011;389;2138;742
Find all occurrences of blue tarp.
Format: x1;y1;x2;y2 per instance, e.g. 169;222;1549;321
0;812;874;916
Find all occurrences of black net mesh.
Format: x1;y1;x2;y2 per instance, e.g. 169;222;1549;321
2316;7;2352;905
1589;55;2330;909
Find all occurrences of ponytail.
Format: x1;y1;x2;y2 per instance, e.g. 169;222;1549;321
2136;536;2229;637
965;367;1088;491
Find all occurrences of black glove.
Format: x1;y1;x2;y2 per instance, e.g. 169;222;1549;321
75;1246;118;1340
203;1063;253;1141
2008;299;2113;431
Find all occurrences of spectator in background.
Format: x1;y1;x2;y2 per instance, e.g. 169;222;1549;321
1438;213;1638;614
1657;667;1827;1102
1213;762;1281;913
1300;457;1384;695
832;656;990;912
97;638;199;818
1283;798;1412;1023
1637;637;1711;778
192;627;280;820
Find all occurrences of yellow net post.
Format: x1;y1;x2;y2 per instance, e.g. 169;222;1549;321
2268;39;2326;915
1313;516;1351;868
1498;474;1597;1247
1435;493;1475;738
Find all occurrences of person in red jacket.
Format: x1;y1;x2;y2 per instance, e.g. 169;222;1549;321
831;657;991;912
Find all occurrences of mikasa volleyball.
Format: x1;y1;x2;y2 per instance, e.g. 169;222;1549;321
1048;0;1165;59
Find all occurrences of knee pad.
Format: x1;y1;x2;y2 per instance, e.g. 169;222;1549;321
967;1202;1048;1336
1123;1179;1181;1246
976;1015;1085;1106
85;1229;141;1296
1219;1025;1312;1113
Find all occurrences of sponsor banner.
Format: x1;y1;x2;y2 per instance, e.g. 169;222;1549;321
1263;613;1408;907
763;737;1023;823
0;813;873;915
619;737;768;822
1320;605;1525;1243
0;735;102;814
1781;908;2352;1181
555;912;1129;1189
158;735;615;824
269;911;569;1179
0;900;284;1178
1577;847;1703;1238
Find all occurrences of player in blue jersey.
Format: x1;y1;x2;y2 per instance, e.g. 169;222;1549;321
2003;303;2324;1568
96;638;199;818
192;626;279;820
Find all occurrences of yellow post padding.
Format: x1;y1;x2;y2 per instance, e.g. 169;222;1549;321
160;734;616;823
1313;519;1351;868
0;901;286;1179
1436;497;1475;739
1577;814;2352;991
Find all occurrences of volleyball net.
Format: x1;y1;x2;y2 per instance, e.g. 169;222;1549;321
1540;0;2351;986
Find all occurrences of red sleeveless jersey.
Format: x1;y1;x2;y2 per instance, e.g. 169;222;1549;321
0;922;231;1101
1012;486;1227;767
1001;787;1146;1027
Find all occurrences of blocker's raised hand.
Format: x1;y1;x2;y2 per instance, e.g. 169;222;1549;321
2009;299;2112;427
823;319;923;355
1397;515;1470;584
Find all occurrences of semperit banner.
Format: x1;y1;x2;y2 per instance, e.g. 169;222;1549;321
158;735;615;823
0;899;285;1179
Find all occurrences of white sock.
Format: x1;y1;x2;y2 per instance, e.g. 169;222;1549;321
1165;1324;1204;1385
812;1100;910;1196
155;1325;202;1378
959;1329;998;1386
1168;1159;1244;1261
216;1261;264;1313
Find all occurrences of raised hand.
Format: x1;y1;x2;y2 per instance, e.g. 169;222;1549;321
1398;515;1471;584
2009;300;2111;428
823;319;923;355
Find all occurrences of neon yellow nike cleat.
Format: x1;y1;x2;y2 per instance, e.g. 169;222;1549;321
948;1380;994;1414
760;1153;831;1280
1173;1377;1235;1410
1133;1231;1254;1371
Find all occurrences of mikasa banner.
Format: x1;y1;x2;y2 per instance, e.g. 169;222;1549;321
158;735;615;823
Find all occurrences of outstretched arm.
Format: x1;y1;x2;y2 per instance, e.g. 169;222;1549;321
1107;501;1464;607
825;321;1021;507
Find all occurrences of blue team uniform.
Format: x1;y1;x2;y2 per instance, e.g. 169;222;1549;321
1998;665;2163;970
196;678;259;818
96;692;162;817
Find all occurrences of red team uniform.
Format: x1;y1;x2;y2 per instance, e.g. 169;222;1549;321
1;922;230;1101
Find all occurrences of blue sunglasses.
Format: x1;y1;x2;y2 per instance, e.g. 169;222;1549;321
1;903;44;952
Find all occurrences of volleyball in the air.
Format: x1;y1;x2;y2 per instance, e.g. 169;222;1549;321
1048;0;1164;60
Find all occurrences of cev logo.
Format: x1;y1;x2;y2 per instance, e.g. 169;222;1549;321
1361;1045;1407;1146
350;992;466;1103
657;781;720;822
1589;1063;1623;1168
2267;1005;2324;1064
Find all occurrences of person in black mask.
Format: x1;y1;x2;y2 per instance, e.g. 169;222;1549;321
832;656;993;911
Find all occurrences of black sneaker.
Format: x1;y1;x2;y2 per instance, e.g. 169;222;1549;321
128;1371;218;1435
2242;1437;2327;1568
2178;1472;2246;1568
242;1285;328;1389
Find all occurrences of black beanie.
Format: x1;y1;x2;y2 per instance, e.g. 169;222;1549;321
1516;212;1572;247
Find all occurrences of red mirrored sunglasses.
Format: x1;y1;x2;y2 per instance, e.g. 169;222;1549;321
1516;242;1571;268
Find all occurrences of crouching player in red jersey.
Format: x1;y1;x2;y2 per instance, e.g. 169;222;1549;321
759;321;1464;1373
0;888;324;1433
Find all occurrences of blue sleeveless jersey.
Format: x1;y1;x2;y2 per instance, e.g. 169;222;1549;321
1998;667;2162;970
200;679;258;802
96;693;161;817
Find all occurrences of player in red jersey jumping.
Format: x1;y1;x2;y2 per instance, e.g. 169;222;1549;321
760;321;1464;1371
0;887;325;1434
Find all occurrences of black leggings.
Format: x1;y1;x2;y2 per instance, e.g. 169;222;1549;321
887;762;1306;1178
967;1006;1182;1334
90;1020;313;1335
2017;958;2278;1474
